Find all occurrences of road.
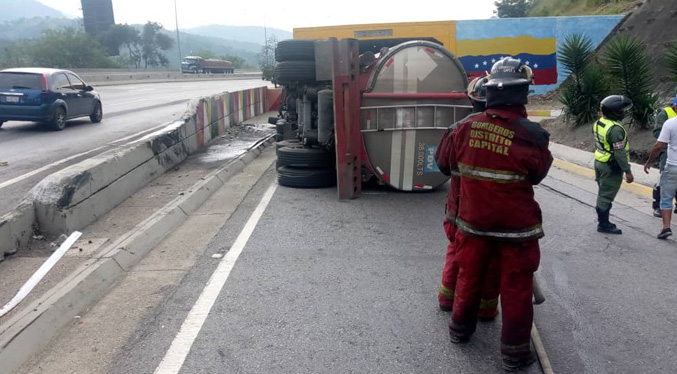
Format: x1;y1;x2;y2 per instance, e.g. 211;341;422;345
0;79;271;217
16;146;677;374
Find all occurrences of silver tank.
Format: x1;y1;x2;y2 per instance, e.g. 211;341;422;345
361;41;472;191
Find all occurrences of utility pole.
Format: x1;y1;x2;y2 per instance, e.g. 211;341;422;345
174;0;182;73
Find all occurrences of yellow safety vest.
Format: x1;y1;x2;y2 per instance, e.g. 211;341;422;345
665;107;677;119
594;118;629;163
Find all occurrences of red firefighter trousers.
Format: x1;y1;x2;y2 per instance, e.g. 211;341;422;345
439;220;501;319
449;231;540;360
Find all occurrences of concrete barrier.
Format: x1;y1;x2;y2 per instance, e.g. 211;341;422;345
72;69;263;86
0;86;269;260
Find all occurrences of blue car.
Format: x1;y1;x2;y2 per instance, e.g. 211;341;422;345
0;68;102;131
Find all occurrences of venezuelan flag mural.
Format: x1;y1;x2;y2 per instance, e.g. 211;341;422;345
457;36;557;85
456;17;622;95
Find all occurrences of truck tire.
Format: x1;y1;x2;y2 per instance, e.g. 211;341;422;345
275;139;301;150
275;61;316;85
277;146;333;168
275;39;316;62
277;166;336;188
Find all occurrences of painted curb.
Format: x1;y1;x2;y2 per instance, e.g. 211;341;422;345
0;135;275;374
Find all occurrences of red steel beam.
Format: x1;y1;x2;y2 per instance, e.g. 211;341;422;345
363;92;468;100
332;38;363;200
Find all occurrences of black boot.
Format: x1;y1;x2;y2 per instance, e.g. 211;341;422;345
597;207;622;234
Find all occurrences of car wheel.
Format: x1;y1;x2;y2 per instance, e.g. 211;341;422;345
90;102;103;123
277;146;334;169
48;107;67;131
275;39;316;62
275;61;316;85
277;166;336;188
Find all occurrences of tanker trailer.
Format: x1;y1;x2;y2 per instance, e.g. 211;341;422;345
272;38;472;198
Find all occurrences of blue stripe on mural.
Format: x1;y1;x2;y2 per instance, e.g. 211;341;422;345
459;53;557;72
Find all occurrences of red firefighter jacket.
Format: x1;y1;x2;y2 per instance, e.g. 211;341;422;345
442;106;552;241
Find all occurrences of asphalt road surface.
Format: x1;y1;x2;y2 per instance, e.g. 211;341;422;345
16;149;677;373
0;79;271;217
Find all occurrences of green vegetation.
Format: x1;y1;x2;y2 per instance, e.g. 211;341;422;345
559;34;609;126
559;33;658;128
529;0;636;17
603;34;658;127
494;0;533;18
664;43;677;84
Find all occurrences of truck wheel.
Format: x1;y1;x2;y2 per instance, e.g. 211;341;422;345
275;61;316;85
277;146;333;168
277;166;336;188
275;39;316;62
275;139;301;150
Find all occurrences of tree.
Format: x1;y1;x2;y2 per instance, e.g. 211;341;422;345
31;28;114;68
100;24;142;67
258;35;277;82
140;22;174;68
223;54;250;69
494;0;532;18
603;34;658;127
558;34;609;126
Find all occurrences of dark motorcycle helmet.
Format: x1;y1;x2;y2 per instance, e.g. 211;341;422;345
600;95;633;121
484;57;534;108
467;74;489;112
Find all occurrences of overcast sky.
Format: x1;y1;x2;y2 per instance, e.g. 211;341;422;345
36;0;497;31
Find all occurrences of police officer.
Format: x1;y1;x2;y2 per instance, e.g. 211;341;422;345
651;94;677;217
436;74;500;321
594;95;634;234
446;58;552;371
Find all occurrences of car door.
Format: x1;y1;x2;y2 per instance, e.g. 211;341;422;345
66;73;91;117
51;73;79;117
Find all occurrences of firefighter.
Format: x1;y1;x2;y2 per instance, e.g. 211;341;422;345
436;74;500;321
594;95;634;234
446;57;553;371
651;94;677;217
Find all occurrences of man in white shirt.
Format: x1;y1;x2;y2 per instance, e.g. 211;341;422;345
645;116;677;239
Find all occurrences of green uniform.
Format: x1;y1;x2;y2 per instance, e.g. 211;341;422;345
653;107;677;171
593;118;631;211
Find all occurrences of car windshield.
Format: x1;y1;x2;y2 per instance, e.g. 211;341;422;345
182;59;198;64
0;73;43;90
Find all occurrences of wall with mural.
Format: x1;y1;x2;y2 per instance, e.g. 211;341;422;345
294;15;624;95
456;16;624;95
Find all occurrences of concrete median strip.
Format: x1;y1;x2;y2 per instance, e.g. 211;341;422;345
0;86;270;261
0;135;274;374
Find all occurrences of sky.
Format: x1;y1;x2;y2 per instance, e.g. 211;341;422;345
36;0;497;31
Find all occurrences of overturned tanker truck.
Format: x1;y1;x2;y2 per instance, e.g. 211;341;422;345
271;38;472;199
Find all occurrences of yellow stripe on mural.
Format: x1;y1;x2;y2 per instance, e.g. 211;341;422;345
457;36;556;56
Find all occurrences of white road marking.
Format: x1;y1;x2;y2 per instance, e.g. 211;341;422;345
153;181;278;374
0;146;107;190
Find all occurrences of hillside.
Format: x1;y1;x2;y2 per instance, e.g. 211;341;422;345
0;0;64;22
184;25;292;45
529;0;638;17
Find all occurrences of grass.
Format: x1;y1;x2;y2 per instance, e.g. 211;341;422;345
528;0;637;17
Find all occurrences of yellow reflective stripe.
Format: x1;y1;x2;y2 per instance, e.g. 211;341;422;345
479;297;499;310
665;107;677;119
456;218;544;239
458;163;527;183
439;284;455;299
594;118;628;163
